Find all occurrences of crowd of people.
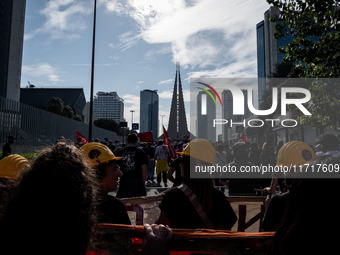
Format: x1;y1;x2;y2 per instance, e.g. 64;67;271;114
0;132;339;254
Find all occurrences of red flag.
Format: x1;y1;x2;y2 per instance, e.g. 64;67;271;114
163;126;177;160
236;133;248;144
138;132;154;145
76;131;88;145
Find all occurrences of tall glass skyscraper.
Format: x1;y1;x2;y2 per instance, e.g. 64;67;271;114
0;0;26;101
140;90;159;141
256;21;266;103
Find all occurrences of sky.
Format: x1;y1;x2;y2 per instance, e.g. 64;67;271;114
20;0;271;137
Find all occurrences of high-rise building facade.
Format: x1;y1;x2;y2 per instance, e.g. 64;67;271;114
0;0;26;101
222;89;252;143
93;92;124;124
140;89;159;141
197;90;216;142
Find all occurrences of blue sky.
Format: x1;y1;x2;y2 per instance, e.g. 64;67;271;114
20;0;270;136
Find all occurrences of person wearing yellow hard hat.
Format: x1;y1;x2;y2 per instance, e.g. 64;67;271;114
80;142;131;225
261;140;316;232
156;138;237;230
0;154;30;210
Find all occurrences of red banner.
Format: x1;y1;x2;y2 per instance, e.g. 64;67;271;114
76;131;88;145
163;126;177;160
138;132;154;145
236;133;248;144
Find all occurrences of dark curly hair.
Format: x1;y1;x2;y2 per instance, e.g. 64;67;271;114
0;143;99;255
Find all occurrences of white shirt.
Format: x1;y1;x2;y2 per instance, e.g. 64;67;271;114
155;145;169;160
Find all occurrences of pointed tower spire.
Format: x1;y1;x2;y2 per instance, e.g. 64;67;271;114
167;62;189;141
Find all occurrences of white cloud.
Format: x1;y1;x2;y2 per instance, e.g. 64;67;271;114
109;31;142;51
158;79;173;85
104;0;269;76
25;0;92;41
138;81;144;84
22;63;62;83
144;46;172;62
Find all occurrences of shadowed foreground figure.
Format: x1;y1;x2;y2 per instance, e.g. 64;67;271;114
270;154;340;255
0;143;173;255
0;143;98;255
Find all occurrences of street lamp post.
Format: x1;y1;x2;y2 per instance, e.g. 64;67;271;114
88;0;97;141
160;115;166;127
160;115;165;137
130;110;135;130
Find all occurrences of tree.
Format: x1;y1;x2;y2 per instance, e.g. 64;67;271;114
267;0;340;131
61;105;75;119
268;0;340;77
73;114;83;122
46;97;64;115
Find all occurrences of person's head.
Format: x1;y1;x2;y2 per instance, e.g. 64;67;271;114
94;138;99;142
80;143;123;193
232;142;248;159
109;140;113;145
315;143;322;152
0;155;29;180
0;155;30;210
276;140;316;183
104;137;108;142
316;133;339;152
78;137;82;143
0;143;98;255
177;139;215;182
176;139;215;214
216;144;224;153
7;136;15;144
158;140;164;146
127;133;138;145
249;142;258;151
261;142;270;154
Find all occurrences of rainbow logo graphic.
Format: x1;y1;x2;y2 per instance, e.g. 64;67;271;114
197;82;222;106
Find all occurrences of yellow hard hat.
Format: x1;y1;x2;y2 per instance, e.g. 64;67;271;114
177;138;216;164
276;141;316;167
0;155;30;179
80;142;123;167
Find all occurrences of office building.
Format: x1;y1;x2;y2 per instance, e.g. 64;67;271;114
0;0;26;101
140;89;159;141
197;90;216;142
93;91;124;124
222;89;252;143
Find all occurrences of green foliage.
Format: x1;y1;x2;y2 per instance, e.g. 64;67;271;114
19;152;39;160
267;0;340;77
266;0;340;130
73;114;83;122
61;105;74;119
46;97;64;115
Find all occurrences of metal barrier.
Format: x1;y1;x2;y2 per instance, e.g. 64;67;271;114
0;97;122;144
